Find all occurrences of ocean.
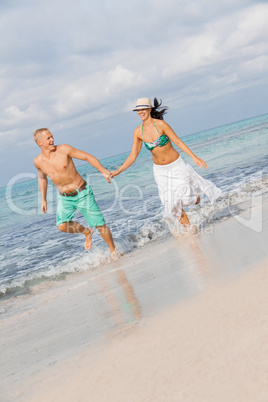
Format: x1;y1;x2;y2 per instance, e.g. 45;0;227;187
1;113;268;297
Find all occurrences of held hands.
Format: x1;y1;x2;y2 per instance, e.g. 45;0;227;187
193;156;207;169
102;169;121;183
110;170;120;179
102;170;112;183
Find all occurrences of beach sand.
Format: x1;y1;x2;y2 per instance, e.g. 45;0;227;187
1;194;267;401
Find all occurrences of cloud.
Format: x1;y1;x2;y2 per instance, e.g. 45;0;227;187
106;65;145;94
1;103;48;126
52;65;145;119
162;34;218;78
162;3;268;77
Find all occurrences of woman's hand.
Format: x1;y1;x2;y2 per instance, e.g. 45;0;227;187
110;170;120;178
193;156;207;169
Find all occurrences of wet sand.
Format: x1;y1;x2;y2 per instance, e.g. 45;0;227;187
1;194;267;401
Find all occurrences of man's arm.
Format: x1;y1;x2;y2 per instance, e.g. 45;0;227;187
34;161;48;213
61;144;111;183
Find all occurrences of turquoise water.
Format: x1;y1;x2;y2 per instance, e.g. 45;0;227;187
0;113;267;295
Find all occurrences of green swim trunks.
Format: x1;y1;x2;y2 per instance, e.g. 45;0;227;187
56;184;106;227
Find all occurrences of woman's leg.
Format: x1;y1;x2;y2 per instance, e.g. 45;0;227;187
179;209;190;227
179;196;200;227
178;209;198;235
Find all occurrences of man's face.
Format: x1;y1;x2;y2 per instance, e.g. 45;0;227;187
38;130;56;150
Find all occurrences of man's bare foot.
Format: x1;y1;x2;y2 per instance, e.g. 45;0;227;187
111;248;121;260
84;228;94;250
195;196;201;205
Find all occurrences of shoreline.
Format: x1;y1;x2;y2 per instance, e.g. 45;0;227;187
1;173;267;298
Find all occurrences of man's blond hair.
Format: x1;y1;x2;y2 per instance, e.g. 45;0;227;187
33;128;49;145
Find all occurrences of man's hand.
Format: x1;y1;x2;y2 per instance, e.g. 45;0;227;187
102;170;112;183
41;200;47;214
193;156;207;169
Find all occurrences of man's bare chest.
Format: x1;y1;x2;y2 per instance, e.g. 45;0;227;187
40;154;71;177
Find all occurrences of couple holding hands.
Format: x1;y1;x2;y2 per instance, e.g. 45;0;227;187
34;98;222;257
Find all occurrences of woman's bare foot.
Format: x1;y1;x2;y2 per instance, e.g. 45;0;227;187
84;228;94;250
179;209;190;227
184;225;198;235
195;196;201;205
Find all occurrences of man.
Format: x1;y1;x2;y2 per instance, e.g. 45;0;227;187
34;128;118;257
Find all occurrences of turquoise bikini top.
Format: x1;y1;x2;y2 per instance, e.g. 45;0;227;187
142;120;169;151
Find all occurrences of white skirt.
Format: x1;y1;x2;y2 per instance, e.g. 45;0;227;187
153;156;222;219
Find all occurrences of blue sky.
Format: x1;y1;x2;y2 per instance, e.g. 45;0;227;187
1;0;268;187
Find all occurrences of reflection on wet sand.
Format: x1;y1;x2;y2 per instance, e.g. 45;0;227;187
96;222;248;338
174;234;212;286
97;268;142;335
116;269;142;321
187;236;210;278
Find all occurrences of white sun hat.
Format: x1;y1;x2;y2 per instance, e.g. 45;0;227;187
133;98;153;111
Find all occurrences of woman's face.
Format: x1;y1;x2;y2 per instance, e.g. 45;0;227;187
137;108;151;121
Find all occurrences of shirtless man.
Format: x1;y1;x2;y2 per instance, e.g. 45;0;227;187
34;128;117;256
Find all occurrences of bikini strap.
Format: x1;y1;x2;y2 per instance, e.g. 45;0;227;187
153;120;160;135
142;120;159;140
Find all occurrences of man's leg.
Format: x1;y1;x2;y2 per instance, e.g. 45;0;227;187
96;224;116;253
58;221;94;250
77;186;117;254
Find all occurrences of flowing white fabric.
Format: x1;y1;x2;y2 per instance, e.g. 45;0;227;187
153;156;222;219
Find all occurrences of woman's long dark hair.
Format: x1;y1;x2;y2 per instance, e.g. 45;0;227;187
151;98;168;120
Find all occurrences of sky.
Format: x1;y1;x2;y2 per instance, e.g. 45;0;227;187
1;0;268;188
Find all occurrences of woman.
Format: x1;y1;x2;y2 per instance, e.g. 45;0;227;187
111;98;222;234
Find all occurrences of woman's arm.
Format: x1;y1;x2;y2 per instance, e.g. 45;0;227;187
162;121;207;168
110;130;143;177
